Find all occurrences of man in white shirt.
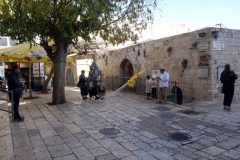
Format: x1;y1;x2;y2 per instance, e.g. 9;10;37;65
157;68;169;104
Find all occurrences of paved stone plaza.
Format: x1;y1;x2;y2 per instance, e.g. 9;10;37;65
0;87;240;160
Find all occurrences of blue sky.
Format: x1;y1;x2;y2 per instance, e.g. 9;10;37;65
159;0;240;29
138;0;240;41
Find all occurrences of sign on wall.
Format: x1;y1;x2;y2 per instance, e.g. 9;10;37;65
197;66;209;78
40;62;44;77
33;63;39;77
33;62;44;77
212;41;225;51
198;54;209;65
197;42;209;52
154;62;159;67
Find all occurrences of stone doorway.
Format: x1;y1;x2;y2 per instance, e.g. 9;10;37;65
66;68;74;86
120;59;134;77
119;59;134;87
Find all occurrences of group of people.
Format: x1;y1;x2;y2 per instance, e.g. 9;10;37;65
145;68;170;104
145;64;238;111
4;63;238;124
78;70;105;100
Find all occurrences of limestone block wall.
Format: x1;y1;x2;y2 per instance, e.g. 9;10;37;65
95;50;122;77
96;43;147;77
144;30;212;102
65;56;78;85
95;27;240;103
44;56;78;86
210;28;240;103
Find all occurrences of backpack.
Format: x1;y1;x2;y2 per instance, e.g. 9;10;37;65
77;80;81;87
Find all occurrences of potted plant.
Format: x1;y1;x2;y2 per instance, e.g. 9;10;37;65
166;47;172;53
181;59;188;69
191;41;198;48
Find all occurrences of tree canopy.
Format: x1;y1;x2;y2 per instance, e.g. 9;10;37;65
0;0;157;49
0;0;158;104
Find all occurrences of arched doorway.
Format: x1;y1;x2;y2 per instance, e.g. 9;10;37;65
120;59;133;77
66;68;74;86
119;59;134;86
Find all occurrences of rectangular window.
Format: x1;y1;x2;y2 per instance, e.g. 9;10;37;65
0;37;8;46
10;39;18;46
76;59;93;77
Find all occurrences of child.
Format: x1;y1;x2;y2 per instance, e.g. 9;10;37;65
145;75;152;99
151;75;157;101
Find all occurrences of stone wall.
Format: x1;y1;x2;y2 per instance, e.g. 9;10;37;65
65;56;78;85
95;43;147;78
210;28;240;103
44;57;79;86
95;27;240;103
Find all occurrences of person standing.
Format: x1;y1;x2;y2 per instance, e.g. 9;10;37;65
151;75;157;101
79;70;88;99
157;68;169;104
220;64;238;111
45;75;52;90
87;71;97;98
145;75;152;100
0;76;3;86
7;66;24;122
23;73;29;89
96;70;105;100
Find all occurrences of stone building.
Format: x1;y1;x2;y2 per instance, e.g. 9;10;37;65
93;27;240;103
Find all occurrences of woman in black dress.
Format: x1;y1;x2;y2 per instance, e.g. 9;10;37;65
220;64;238;111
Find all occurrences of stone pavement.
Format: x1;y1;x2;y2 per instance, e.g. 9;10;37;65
0;87;240;160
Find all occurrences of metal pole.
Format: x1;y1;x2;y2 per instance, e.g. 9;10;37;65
107;83;127;97
110;83;127;96
11;91;14;123
112;76;113;91
175;82;177;104
29;62;32;97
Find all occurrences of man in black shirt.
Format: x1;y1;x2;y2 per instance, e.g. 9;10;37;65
7;66;24;122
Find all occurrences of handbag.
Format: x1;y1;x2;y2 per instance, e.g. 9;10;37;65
20;90;25;98
89;81;93;88
77;81;81;87
218;85;223;93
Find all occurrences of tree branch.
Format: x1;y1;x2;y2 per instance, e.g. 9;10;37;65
40;38;54;61
102;0;135;27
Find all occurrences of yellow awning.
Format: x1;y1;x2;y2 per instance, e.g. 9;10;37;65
0;44;73;62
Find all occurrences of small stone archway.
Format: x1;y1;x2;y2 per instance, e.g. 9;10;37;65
119;59;134;86
119;59;134;77
66;68;75;86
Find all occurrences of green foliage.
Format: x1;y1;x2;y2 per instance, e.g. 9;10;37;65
0;0;158;50
0;0;159;104
181;59;188;69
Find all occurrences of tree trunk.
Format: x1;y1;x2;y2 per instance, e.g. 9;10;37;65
41;66;54;93
52;42;67;105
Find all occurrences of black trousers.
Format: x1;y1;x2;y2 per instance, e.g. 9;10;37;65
89;87;97;97
223;84;234;107
152;88;157;99
80;87;88;98
146;93;151;97
9;93;21;118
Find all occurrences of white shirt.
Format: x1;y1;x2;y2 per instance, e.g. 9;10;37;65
159;71;169;87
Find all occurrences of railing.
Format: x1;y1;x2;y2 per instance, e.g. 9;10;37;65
105;76;182;104
0;86;14;122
